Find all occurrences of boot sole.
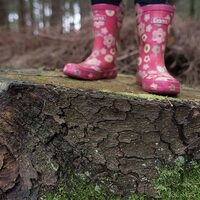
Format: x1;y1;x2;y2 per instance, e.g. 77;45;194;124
63;67;118;81
136;76;180;95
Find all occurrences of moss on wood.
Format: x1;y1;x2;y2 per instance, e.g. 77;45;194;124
0;70;199;102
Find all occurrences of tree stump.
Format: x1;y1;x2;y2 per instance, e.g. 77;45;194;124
0;70;200;199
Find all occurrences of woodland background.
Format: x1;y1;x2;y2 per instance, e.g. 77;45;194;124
0;0;200;86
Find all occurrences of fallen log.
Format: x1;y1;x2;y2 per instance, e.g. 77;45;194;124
0;70;200;199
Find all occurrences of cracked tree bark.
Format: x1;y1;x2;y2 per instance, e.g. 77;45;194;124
0;71;200;199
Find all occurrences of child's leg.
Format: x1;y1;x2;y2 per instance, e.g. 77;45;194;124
91;0;122;5
63;1;121;80
135;0;180;94
135;0;167;6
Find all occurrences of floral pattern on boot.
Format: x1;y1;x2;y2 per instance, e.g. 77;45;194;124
63;4;121;80
136;4;180;95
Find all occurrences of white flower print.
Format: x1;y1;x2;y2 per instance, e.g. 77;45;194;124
101;27;108;34
104;55;114;63
142;34;148;42
152;28;166;44
169;84;176;91
92;50;100;57
138;57;142;65
85;58;101;66
100;48;107;55
138;23;145;36
74;68;81;75
91;66;101;72
150;83;158;90
94;21;105;28
157;66;167;73
105;10;115;17
138;70;147;78
88;73;94;78
155;23;162;27
152;45;161;54
144;14;150;22
146;24;152;32
103;34;115;48
146;75;157;79
165;15;171;21
110;48;116;55
148;70;157;75
143;64;149;70
156;77;168;82
166;74;174;80
144;55;150;63
144;44;151;53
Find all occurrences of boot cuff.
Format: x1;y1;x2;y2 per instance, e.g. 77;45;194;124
92;4;119;11
136;3;175;14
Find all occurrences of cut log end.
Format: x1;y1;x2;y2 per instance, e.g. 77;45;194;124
0;70;200;199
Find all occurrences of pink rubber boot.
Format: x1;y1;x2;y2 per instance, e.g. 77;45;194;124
136;4;180;95
63;4;120;80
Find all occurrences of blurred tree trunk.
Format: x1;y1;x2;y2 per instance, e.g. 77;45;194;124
79;0;90;29
29;0;35;32
80;0;90;26
0;0;9;29
40;0;46;28
50;0;63;33
69;1;75;31
190;0;195;17
18;0;27;32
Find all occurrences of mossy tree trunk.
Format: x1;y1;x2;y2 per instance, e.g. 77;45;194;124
0;72;200;199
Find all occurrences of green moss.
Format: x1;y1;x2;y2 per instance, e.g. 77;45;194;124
0;71;200;102
40;171;120;200
111;91;181;101
152;159;200;200
41;159;200;200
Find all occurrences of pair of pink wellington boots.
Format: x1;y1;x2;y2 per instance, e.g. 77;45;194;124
63;3;180;95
